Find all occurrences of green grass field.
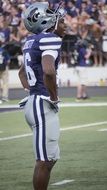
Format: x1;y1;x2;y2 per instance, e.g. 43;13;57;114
0;97;107;190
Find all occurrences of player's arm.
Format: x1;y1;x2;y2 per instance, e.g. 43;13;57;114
42;54;58;101
18;64;29;90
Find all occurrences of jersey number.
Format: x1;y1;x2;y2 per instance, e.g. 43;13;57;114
24;52;36;86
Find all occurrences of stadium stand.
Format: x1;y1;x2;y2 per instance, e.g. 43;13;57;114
1;0;107;68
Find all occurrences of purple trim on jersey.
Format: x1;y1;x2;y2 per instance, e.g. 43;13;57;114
39;40;62;46
38;33;62;50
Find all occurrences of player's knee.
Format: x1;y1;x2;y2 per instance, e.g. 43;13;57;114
37;160;56;172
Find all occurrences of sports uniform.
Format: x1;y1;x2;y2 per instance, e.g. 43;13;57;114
18;2;66;190
23;32;62;161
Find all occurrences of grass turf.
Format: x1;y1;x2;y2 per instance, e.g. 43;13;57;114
0;97;107;190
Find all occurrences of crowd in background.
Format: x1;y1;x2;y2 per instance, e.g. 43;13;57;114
1;0;107;69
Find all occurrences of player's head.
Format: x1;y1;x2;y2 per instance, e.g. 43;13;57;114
23;1;65;34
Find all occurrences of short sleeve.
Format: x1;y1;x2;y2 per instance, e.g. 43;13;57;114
42;50;58;60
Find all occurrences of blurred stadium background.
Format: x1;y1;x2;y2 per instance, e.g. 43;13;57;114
0;0;107;100
0;1;107;190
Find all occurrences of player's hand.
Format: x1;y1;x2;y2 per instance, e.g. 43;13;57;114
45;99;60;113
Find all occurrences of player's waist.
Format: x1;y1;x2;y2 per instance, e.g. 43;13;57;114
30;87;49;97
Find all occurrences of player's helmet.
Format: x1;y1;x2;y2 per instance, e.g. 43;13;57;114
23;2;61;34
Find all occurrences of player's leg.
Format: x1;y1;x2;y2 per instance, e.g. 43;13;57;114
2;68;9;101
76;84;82;99
33;160;56;190
32;97;60;190
77;67;88;99
24;95;60;190
82;84;88;99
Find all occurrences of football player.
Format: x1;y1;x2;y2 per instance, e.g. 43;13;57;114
18;2;67;190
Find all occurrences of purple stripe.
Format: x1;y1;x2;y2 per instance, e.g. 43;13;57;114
39;41;62;46
33;95;40;160
40;98;48;161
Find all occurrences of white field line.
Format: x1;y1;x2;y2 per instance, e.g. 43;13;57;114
0;133;32;141
61;121;107;131
0;121;107;141
0;105;20;108
60;102;107;107
0;102;107;109
0;102;107;114
51;179;75;186
98;128;107;131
